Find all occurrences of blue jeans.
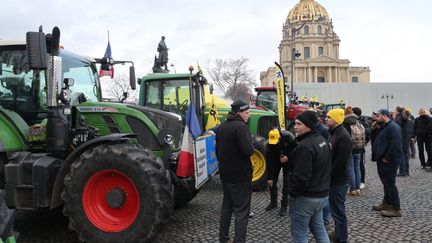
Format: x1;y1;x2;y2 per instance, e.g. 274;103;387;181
323;199;332;225
349;153;361;191
398;151;410;176
329;184;349;243
289;196;330;243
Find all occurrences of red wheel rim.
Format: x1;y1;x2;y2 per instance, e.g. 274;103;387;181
82;169;140;232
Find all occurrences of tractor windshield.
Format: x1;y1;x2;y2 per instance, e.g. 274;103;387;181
144;79;190;118
256;90;278;112
0;44;101;124
62;50;101;104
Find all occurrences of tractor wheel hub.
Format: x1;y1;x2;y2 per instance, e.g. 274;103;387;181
105;188;126;208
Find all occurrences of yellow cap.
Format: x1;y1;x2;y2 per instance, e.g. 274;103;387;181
268;129;280;145
327;109;345;125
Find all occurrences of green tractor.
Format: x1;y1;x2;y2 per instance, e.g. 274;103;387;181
138;70;278;190
0;27;199;242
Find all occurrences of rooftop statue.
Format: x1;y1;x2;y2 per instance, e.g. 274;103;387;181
153;36;169;73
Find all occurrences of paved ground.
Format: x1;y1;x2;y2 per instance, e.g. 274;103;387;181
15;150;432;242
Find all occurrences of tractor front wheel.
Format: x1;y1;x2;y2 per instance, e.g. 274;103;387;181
62;143;173;243
251;136;268;190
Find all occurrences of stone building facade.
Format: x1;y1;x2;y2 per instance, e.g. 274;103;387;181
260;0;370;86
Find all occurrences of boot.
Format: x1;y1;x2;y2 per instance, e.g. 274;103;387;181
279;206;288;217
381;207;401;217
265;202;277;211
372;202;391;211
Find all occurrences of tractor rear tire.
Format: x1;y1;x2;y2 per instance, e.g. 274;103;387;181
62;143;173;243
251;136;268;191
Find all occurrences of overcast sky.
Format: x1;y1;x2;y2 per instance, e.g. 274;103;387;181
1;0;432;83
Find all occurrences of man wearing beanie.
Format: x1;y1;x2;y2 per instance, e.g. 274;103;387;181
288;110;331;242
215;99;254;243
325;108;352;243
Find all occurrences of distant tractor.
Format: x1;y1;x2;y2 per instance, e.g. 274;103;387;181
254;86;319;131
0;27;203;242
138;72;278;190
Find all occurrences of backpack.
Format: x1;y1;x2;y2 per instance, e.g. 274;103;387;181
350;121;367;149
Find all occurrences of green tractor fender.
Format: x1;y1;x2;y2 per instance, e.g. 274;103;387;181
50;133;136;208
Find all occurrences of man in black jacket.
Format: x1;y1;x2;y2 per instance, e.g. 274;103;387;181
394;106;411;176
371;109;403;217
288;110;331;243
325;108;352;243
413;108;432;169
215;100;254;243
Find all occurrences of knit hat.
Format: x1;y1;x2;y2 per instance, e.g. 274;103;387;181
377;109;391;117
327;109;345;125
296;110;318;130
231;100;250;113
268;129;280;145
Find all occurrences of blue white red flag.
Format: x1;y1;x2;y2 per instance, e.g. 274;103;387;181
177;102;202;177
99;40;114;78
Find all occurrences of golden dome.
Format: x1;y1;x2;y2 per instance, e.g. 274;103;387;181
287;0;329;24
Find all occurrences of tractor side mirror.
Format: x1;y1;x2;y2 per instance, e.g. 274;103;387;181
26;31;48;70
129;66;136;90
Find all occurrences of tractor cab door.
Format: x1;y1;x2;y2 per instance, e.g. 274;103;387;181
0;46;47;126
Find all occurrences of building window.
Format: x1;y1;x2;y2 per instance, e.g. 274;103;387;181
318;47;324;56
318;25;322;34
304;47;310;59
352;76;359;83
317;77;325;83
304;26;309;35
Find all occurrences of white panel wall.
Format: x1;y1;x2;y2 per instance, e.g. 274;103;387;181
294;83;432;116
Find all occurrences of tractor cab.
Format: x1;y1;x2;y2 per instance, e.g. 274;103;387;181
0;41;102;127
138;71;207;130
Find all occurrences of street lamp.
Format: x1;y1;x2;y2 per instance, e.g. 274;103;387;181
381;93;394;110
290;49;301;101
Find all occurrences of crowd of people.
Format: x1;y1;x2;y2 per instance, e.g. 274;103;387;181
214;99;432;243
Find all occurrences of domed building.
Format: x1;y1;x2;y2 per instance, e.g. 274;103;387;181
260;0;370;86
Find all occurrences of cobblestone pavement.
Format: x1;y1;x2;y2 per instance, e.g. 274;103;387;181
16;152;432;242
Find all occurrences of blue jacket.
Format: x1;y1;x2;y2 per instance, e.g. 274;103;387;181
372;120;403;163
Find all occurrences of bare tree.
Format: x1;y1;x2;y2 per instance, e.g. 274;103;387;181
103;73;138;102
205;57;257;100
225;83;252;102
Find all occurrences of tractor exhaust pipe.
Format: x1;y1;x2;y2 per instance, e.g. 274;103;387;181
27;26;69;154
46;27;69;154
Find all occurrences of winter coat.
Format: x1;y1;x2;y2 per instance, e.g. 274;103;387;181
413;115;432;138
371;120;403;164
267;131;297;179
215;112;254;183
288;130;331;198
394;113;410;152
328;125;353;187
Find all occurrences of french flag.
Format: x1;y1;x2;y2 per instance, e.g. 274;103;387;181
176;102;201;177
99;40;114;78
